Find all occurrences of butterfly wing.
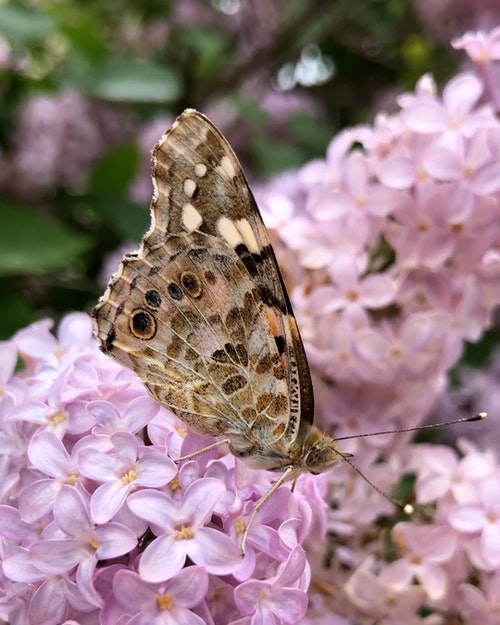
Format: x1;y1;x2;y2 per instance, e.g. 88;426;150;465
93;110;313;464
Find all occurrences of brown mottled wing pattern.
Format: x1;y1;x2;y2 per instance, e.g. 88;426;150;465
92;109;314;460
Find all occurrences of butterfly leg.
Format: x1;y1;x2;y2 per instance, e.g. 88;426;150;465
174;438;230;462
241;464;295;554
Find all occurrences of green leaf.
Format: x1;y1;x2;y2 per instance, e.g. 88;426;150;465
462;331;500;368
287;114;332;156
0;203;90;275
0;286;35;339
251;136;304;176
181;27;229;79
89;144;141;194
0;5;55;45
81;59;181;103
58;9;107;62
90;195;150;241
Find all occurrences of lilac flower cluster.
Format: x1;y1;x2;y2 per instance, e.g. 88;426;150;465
252;28;500;622
0;314;314;624
2;91;135;200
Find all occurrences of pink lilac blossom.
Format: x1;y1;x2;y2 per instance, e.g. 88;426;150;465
2;28;500;625
255;34;500;448
3;90;135;200
113;566;209;625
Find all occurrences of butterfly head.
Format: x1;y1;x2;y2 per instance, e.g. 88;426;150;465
301;425;347;475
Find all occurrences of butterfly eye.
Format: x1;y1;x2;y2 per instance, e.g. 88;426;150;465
130;309;156;340
305;438;343;474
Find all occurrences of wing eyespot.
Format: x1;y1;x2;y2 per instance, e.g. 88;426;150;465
180;271;202;298
167;282;183;300
130;309;157;340
145;289;162;308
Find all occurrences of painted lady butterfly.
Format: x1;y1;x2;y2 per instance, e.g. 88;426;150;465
93;109;348;548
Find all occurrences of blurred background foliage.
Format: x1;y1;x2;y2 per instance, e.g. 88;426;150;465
0;0;496;338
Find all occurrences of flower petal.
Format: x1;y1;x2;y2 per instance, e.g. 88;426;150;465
139;534;187;582
187;527;242;574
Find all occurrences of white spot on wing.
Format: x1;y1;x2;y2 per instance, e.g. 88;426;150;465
195;163;207;177
182;203;203;233
183;178;197;198
236;219;261;254
216;155;236;180
216;216;243;248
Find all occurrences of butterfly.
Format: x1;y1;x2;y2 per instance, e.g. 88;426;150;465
92;109;347;549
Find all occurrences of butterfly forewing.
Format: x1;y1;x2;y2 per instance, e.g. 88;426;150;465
93;109;314;468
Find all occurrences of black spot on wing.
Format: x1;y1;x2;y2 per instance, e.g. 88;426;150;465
168;282;183;300
105;326;116;352
274;334;285;355
258;286;287;315
235;243;260;277
145;289;162;308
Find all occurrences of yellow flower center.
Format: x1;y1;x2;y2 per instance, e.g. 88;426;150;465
169;474;181;491
49;409;68;425
65;473;79;486
174;524;193;540
89;537;100;550
234;518;246;534
157;593;174;610
122;468;138;485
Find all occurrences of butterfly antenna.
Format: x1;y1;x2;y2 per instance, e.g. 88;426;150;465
333;412;487;443
338;449;414;514
335;412;487;514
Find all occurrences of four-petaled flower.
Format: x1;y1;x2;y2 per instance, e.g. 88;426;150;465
113;566;209;625
127;478;242;581
234;546;308;625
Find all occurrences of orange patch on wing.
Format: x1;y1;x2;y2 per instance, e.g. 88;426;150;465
265;305;286;366
265;306;280;338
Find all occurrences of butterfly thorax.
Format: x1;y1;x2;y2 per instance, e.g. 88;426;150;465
227;420;344;477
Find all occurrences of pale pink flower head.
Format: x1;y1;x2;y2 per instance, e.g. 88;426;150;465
7;90;134;200
391;522;457;601
448;473;500;570
127;478;243;581
234;546;309;625
113;566;209;625
453;27;500;64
